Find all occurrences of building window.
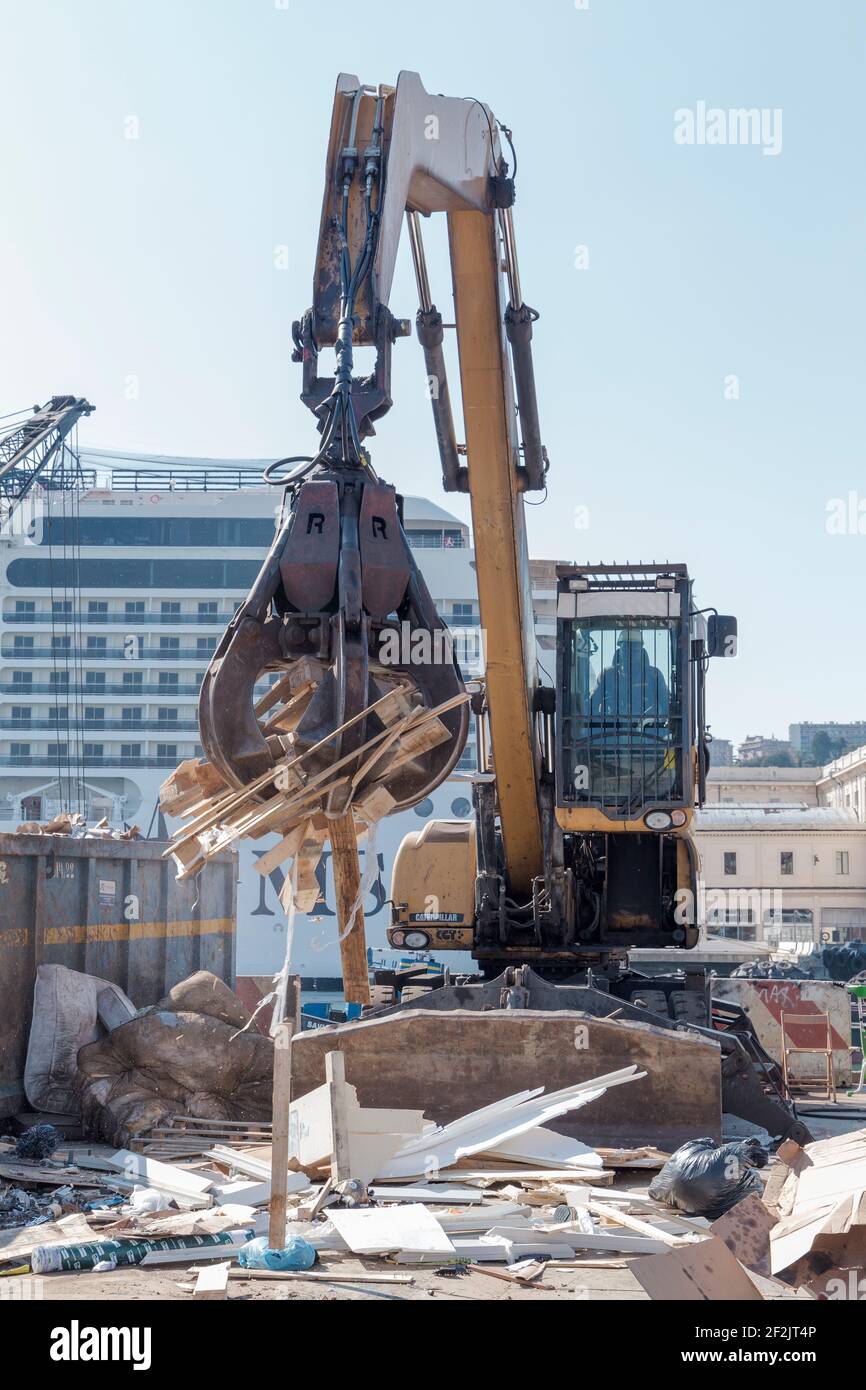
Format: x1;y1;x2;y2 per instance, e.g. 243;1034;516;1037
15;600;35;614
83;743;104;759
157;707;178;723
159;637;180;652
763;908;814;943
723;852;737;876
120;744;141;760
10;705;31;725
85;671;106;688
52;599;72;614
197;636;216;654
121;707;142;723
86;636;106;652
13;635;34;650
122;671;143;689
54;743;68;759
780;851;793;876
157;744;177;760
198;601;218;615
49;670;69;688
88;601;108;615
10;743;31;758
125;600;145;615
836;850;850;876
158;672;179;689
51;634;70;651
84;706;105;724
161;601;181;615
11;671;33;686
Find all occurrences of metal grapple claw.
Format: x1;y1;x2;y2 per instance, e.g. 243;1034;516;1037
198;468;468;813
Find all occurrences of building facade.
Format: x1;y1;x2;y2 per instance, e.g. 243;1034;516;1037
790;721;866;758
737;734;794;764
818;743;866;824
704;765;820;806
693;806;866;946
708;737;734;768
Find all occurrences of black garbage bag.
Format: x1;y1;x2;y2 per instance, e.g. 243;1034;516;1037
648;1136;769;1220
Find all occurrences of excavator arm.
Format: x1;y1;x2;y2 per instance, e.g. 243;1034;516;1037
200;71;547;899
298;72;548;896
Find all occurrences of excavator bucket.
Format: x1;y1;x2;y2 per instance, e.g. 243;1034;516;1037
290;1007;724;1152
289;967;811;1151
198;468;469;816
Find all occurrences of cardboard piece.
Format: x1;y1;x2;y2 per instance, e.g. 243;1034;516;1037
630;1234;765;1301
710;1193;777;1276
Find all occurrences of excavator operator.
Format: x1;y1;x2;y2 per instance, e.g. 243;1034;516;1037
590;631;670;722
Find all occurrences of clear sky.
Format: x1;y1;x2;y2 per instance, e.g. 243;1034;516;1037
1;0;863;746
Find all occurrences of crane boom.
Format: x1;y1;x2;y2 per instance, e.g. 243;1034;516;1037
0;395;95;525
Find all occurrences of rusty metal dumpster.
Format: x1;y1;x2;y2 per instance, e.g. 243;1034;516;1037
0;833;237;1116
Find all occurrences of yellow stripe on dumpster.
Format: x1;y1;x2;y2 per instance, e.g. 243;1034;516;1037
44;917;234;946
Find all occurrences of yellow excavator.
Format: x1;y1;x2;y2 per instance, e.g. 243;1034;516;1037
203;73;809;1148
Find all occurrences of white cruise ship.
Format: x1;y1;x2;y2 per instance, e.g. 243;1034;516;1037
0;449;483;978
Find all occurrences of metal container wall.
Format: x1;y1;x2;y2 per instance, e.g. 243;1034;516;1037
0;833;236;1115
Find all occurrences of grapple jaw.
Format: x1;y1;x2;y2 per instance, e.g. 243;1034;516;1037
198;469;468;813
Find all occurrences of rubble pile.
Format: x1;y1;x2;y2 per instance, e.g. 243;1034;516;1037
14;812;141;840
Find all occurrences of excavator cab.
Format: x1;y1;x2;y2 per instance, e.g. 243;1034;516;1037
391;562;737;967
556;566;690;827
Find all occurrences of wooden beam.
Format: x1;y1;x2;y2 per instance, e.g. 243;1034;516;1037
329;811;371;1007
268;975;301;1251
325;1050;352;1184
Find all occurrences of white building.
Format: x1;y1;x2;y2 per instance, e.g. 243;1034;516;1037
704;765;820;807
818;743;866;823
693;805;866;946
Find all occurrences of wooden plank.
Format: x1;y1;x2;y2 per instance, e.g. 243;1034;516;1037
353;785;397;823
279;831;326;914
325;1050;352;1184
329;811;371;1006
369;1184;485;1204
229;1267;414;1285
327;1203;456;1256
104;1149;214;1201
586;1199;689;1248
193;1261;230;1300
268;974;301;1251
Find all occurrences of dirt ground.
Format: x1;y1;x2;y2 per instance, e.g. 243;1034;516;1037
14;1258;648;1302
